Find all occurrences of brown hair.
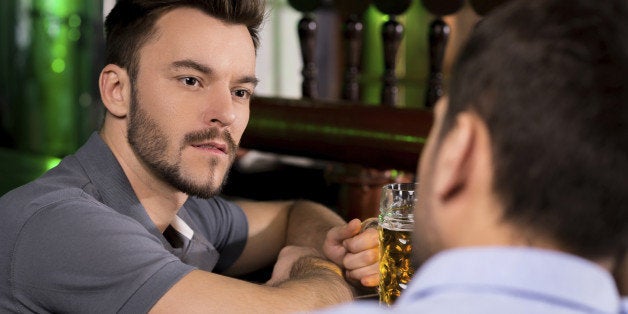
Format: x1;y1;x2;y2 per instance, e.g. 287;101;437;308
444;0;628;259
104;0;265;80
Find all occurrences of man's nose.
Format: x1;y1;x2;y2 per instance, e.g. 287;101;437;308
202;86;236;127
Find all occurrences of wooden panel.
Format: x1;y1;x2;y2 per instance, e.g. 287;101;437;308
241;97;433;172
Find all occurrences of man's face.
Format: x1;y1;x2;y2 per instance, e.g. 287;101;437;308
127;8;256;198
413;98;448;266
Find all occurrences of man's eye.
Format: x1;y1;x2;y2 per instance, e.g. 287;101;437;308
181;77;200;87
233;89;252;99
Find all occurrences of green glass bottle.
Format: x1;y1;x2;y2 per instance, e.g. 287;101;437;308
1;0;102;157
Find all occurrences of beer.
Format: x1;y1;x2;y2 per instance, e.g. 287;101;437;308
378;182;416;305
378;217;415;305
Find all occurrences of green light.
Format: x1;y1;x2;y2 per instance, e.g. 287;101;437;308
390;169;399;178
9;0;93;157
68;28;81;41
46;157;62;170
51;58;65;73
68;14;81;28
52;43;67;57
250;118;426;144
43;0;74;16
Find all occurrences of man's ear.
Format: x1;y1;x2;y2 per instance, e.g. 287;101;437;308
99;64;131;118
432;113;477;202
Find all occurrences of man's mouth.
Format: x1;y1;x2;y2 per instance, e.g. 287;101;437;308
184;128;237;158
191;142;228;155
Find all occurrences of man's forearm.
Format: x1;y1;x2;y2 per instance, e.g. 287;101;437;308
275;255;354;307
285;200;346;253
151;256;353;313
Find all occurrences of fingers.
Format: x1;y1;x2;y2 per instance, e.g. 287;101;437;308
327;218;361;244
342;245;379;288
343;247;378;270
346;263;379;287
323;219;362;262
343;227;378;253
325;218;381;289
323;219;362;265
361;273;379;287
340;226;380;288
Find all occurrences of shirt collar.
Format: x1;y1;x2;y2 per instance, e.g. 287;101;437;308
74;132;166;244
73;133;220;270
400;247;621;313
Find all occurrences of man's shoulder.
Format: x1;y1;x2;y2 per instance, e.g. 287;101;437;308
0;181;110;241
0;185;188;314
0;154;115;255
0;155;97;220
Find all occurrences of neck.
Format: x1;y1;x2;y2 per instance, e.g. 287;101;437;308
139;191;187;232
456;217;616;272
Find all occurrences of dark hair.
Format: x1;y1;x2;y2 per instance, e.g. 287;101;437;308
445;0;628;259
104;0;265;80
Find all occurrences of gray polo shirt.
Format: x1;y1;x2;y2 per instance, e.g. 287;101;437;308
0;133;248;313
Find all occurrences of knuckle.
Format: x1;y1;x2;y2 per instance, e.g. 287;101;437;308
366;249;379;263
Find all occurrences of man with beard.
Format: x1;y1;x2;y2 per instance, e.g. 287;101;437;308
0;0;379;313
321;0;628;313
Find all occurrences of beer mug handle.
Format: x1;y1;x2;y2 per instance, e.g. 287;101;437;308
360;217;379;233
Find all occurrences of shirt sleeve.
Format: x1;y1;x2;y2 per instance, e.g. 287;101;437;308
11;196;195;314
183;196;248;273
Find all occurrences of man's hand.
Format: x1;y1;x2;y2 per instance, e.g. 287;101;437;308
265;246;354;305
323;218;379;287
266;245;320;286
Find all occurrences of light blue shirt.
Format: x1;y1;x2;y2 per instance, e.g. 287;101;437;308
320;247;628;314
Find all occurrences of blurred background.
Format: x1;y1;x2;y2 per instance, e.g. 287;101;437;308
0;0;492;219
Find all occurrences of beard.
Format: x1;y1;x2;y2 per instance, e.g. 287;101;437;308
126;89;238;199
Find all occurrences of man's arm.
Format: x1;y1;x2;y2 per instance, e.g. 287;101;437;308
152;200;375;312
225;199;379;287
223;199;346;276
150;247;353;313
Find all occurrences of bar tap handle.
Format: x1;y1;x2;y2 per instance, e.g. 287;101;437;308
420;0;464;107
381;18;403;107
335;0;371;102
424;19;450;108
373;0;412;107
342;15;363;102
289;0;324;99
298;16;318;99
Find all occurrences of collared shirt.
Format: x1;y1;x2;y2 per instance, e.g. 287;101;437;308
321;247;628;313
0;133;248;313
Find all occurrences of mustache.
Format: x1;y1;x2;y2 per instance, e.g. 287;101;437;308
183;128;238;155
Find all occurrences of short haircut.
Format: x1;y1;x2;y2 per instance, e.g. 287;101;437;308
104;0;265;80
445;0;628;259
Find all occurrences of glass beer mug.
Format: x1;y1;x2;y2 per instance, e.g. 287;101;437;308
378;183;416;305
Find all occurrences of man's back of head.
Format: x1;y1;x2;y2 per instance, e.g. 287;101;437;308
446;0;628;259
